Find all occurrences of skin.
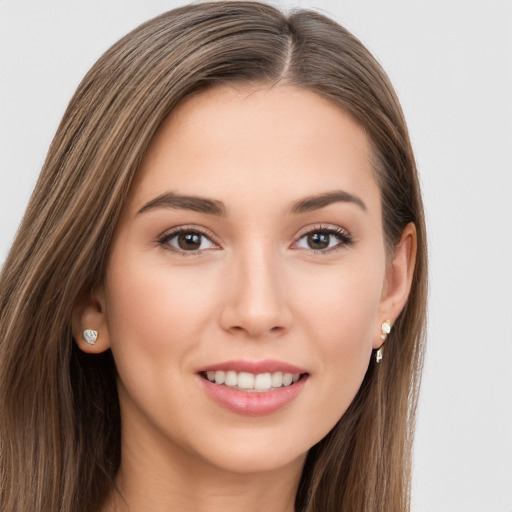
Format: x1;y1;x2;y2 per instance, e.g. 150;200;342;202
73;84;416;512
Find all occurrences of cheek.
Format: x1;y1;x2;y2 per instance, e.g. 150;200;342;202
102;251;227;448
295;259;383;348
290;260;383;423
103;251;219;375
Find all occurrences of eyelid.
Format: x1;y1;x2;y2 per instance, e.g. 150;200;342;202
294;223;351;238
291;224;353;253
157;225;221;255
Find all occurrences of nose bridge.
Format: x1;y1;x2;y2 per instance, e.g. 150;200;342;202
221;237;290;337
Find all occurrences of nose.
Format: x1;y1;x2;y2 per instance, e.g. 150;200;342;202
219;244;292;339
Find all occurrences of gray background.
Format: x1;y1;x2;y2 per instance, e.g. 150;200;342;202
1;1;511;510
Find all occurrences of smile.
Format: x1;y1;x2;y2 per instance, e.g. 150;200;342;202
197;360;309;415
203;370;301;392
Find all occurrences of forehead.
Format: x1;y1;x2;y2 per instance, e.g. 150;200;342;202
128;84;380;218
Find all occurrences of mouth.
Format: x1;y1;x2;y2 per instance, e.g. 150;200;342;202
197;360;309;415
199;370;306;392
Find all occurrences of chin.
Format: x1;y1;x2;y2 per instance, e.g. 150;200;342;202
196;440;309;476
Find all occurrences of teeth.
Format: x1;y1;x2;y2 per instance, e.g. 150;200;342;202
225;371;237;387
254;373;272;391
237;372;255;389
214;370;225;385
205;370;301;391
282;373;293;386
271;371;283;388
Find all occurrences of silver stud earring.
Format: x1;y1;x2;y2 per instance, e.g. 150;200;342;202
82;329;98;345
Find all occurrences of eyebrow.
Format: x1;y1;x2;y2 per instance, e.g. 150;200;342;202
137;192;226;216
137;189;366;217
289;190;367;214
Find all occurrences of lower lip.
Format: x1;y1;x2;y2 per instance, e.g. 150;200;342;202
198;375;308;416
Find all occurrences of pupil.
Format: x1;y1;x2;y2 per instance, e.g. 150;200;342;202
178;233;201;250
308;232;329;250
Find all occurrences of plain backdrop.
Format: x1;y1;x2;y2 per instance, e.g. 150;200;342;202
1;1;511;511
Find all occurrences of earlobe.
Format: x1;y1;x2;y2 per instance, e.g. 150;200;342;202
71;287;111;354
375;222;417;349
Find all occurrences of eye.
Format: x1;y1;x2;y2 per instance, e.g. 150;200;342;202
159;228;218;253
294;226;352;252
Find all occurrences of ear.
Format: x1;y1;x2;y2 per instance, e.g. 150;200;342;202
375;222;417;349
71;286;111;354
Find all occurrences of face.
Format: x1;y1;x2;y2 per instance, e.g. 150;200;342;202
86;85;399;475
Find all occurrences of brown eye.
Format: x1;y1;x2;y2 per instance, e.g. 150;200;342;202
177;232;202;250
307;232;330;250
295;227;352;253
161;229;217;253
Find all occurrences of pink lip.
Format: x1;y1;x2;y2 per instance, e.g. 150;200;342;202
196;359;307;374
198;374;308;416
196;359;309;416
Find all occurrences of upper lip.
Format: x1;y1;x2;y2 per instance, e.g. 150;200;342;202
196;359;308;375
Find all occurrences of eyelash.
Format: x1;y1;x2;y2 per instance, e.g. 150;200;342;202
157;224;353;256
157;226;218;256
293;225;353;254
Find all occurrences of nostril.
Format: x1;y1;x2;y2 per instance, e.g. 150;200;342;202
227;324;286;336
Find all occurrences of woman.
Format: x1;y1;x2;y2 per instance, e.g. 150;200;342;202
0;2;427;511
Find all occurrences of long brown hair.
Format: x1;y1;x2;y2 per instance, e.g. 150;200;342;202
0;2;427;511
